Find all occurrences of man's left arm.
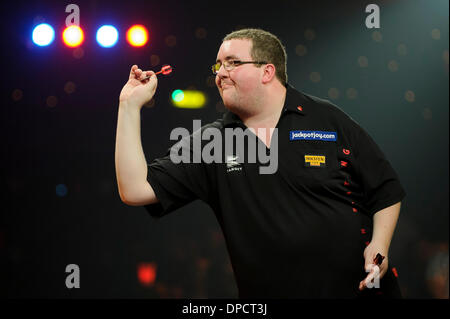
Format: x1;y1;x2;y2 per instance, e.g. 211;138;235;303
359;201;402;290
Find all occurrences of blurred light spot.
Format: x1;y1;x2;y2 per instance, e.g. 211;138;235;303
12;89;23;102
73;47;84;59
443;50;449;65
155;282;169;298
431;28;441;40
295;44;307;57
397;44;407;56
171;90;206;109
96;25;119;48
196;257;210;271
372;31;382;42
425;250;449;298
137;262;157;286
144;98;155;108
126;25;148;47
165;35;177;47
195;27;207;39
172;286;183;298
62;25;84;47
328;88;340;100
346;88;358;100
309;72;321;83
32;23;55;46
56;184;68;197
46;96;58;107
422;107;432;120
304;29;316;41
206;75;216;88
172;89;184;102
216;101;225;113
388;60;399;72
64;81;76;94
405;90;415;102
150;54;160;67
357;56;368;68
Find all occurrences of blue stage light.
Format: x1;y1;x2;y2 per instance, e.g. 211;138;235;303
32;23;55;46
96;25;119;48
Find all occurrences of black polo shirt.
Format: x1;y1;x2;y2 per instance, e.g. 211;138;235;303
144;84;406;298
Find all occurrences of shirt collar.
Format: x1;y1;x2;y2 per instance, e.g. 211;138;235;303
222;83;310;127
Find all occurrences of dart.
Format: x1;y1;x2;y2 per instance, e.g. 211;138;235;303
373;253;385;266
141;65;173;80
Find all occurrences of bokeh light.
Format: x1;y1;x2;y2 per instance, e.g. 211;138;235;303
171;90;206;108
32;23;55;46
309;72;321;83
295;44;307;57
137;262;157;286
56;184;68;197
46;96;58;107
405;90;415;103
358;56;369;68
62;25;84;47
126;25;148;47
388;60;399;72
96;25;119;48
172;90;185;102
431;28;441;40
328;88;340;100
304;29;316;41
372;31;383;42
64;81;76;94
165;35;177;47
195;27;207;39
12;89;23;102
346;88;358;100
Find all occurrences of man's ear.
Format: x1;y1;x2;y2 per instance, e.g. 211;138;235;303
261;64;276;84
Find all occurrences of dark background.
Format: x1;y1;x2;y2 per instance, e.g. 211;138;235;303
1;0;448;298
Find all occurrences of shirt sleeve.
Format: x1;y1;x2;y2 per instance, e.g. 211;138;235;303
143;134;215;218
352;126;406;217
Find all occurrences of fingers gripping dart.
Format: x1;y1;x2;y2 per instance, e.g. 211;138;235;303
142;65;173;80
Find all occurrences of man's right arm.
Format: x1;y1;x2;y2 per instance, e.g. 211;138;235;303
115;65;159;206
115;102;157;206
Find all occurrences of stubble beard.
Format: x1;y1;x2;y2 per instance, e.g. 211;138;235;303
222;87;262;118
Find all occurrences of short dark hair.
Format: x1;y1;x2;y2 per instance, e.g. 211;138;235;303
223;28;288;84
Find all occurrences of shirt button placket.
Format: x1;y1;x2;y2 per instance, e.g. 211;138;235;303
340;148;358;214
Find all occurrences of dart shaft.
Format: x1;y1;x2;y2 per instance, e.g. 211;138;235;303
141;68;171;80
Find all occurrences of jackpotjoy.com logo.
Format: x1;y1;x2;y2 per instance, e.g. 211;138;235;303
169;120;278;175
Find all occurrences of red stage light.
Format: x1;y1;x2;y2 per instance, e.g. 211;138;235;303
137;262;157;286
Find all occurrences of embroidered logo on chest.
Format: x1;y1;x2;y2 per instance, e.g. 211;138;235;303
290;130;337;142
304;155;326;167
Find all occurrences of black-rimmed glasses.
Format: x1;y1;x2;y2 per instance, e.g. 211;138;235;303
211;60;267;75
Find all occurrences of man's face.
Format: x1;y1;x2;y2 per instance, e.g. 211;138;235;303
215;39;263;113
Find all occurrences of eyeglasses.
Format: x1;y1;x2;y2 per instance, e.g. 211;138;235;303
211;60;267;75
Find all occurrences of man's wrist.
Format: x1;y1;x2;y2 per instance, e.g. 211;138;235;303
369;236;390;254
119;100;142;112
